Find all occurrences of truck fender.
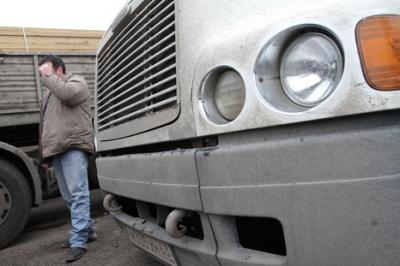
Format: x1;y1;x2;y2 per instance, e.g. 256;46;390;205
0;142;42;206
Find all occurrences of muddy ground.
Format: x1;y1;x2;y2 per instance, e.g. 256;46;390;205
0;190;162;266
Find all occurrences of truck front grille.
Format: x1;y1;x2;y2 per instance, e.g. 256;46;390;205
96;0;177;134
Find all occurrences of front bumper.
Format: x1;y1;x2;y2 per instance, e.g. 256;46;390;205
98;110;400;266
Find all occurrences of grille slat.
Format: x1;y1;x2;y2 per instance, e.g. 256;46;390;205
98;26;175;97
97;38;175;96
98;74;177;118
98;86;177;124
98;0;159;66
96;0;178;133
98;11;175;84
98;96;178;131
98;55;176;107
98;1;174;76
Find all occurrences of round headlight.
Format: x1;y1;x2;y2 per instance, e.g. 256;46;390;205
200;68;246;124
214;70;246;121
280;33;343;106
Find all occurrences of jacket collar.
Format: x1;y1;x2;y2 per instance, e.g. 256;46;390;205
62;72;73;81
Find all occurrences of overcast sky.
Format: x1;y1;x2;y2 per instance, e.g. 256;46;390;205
0;0;128;30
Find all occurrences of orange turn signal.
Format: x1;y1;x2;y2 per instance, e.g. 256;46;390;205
356;15;400;91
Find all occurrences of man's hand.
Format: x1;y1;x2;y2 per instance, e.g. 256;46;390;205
39;63;54;76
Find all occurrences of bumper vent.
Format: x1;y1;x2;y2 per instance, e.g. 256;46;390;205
96;0;178;139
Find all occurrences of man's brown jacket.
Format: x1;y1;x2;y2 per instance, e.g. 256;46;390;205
40;73;94;159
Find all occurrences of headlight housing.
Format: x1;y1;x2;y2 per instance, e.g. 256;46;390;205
254;27;344;113
280;33;343;106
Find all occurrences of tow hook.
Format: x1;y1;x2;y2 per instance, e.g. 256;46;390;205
103;193;122;212
165;209;191;239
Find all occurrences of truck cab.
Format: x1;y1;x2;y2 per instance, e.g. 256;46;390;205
95;1;400;265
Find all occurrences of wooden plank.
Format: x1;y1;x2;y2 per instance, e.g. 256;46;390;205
23;47;99;52
0;103;37;110
0;98;38;106
68;66;95;72
0;27;24;36
0;55;34;64
0;107;39;114
0;26;103;52
70;71;95;75
61;57;96;63
0;93;38;102
25;28;103;38
0;64;35;72
33;55;42;105
0;72;35;76
0;36;26;44
0;87;37;93
27;36;101;44
0;27;102;38
27;42;100;49
66;58;96;62
0;75;35;81
0;81;36;87
0;36;26;50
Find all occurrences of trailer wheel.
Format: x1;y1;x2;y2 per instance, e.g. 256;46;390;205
0;159;32;249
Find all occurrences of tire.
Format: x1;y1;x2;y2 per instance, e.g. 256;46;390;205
0;159;32;249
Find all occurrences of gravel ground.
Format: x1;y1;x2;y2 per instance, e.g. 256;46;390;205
0;190;162;266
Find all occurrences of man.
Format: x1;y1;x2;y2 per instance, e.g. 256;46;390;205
38;55;96;263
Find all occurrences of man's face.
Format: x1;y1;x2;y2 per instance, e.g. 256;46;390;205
39;61;64;78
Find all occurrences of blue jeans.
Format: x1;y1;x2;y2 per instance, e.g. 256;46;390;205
52;149;95;249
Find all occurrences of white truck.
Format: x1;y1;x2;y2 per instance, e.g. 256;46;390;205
95;1;400;265
0;52;97;249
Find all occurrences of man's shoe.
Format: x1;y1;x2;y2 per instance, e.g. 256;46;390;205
61;233;97;249
65;247;86;263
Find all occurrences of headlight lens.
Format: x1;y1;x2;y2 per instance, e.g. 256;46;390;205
200;68;246;124
214;70;246;121
280;33;343;106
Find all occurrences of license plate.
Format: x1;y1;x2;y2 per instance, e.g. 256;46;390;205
126;227;178;266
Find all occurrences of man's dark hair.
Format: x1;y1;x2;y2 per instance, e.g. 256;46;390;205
39;55;66;74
